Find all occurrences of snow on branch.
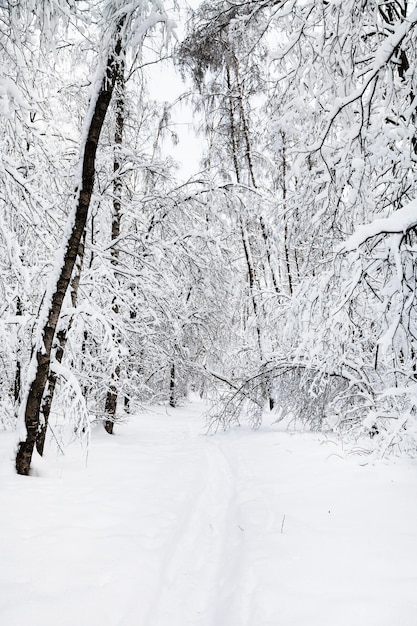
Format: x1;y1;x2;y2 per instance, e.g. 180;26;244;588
313;7;417;150
343;198;417;251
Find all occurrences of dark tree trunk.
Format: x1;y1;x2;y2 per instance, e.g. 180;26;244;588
104;363;120;434
14;358;21;405
104;55;125;435
226;65;263;355
15;22;125;475
14;296;22;404
169;362;176;408
36;234;86;456
35;328;65;457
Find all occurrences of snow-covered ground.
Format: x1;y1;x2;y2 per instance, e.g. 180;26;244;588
1;401;417;626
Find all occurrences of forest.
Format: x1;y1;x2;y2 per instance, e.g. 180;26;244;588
1;0;417;475
2;2;417;625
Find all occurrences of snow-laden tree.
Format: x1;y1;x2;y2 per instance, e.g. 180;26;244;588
0;0;82;429
14;0;176;475
179;0;417;448
178;0;288;415
6;0;235;473
4;0;417;470
275;1;417;446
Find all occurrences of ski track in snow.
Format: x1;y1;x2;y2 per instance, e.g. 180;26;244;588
1;401;417;626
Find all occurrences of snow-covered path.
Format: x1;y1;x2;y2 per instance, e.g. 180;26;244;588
1;402;417;626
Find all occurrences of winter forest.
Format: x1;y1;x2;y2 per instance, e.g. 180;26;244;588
2;0;417;468
1;0;417;624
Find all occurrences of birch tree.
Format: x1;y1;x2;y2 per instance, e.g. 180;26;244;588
15;0;173;475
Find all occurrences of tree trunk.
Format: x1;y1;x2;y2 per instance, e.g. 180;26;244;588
169;362;176;408
227;61;275;407
15;21;125;475
13;296;22;404
35;328;65;457
36;233;86;456
104;364;120;434
104;54;125;435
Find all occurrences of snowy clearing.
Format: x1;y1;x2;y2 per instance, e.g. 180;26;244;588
1;401;417;626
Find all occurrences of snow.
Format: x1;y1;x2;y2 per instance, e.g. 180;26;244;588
343;198;417;251
0;76;30;117
1;400;417;625
310;8;417;152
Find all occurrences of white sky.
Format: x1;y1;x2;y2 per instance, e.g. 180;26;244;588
148;0;205;180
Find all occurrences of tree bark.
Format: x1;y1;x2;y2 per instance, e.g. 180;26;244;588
13;296;22;404
104;364;120;434
104;54;125;435
36;233;86;456
15;21;125;475
169;362;176;408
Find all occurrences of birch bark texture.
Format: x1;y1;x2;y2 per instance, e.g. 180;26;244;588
15;18;126;475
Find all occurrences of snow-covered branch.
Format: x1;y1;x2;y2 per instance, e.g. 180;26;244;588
343;199;417;251
312;7;417;150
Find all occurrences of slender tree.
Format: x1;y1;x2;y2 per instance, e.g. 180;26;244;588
15;15;126;474
104;52;125;434
15;0;173;474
